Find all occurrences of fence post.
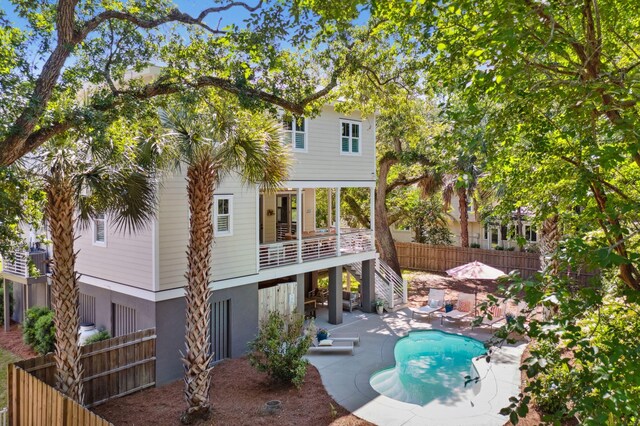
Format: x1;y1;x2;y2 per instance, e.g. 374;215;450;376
402;278;408;304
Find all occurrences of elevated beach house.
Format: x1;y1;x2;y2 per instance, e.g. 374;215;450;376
0;103;406;384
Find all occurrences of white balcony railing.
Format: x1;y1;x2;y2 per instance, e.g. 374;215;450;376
1;250;47;278
259;229;373;270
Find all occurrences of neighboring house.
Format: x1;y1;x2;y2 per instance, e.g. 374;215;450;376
0;227;50;325
68;104;402;384
392;193;539;250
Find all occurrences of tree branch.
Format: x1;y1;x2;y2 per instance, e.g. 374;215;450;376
9;69;342;164
0;1;267;167
76;1;263;40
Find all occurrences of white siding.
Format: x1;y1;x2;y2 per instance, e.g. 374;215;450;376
75;214;153;289
289;106;376;182
158;172;258;291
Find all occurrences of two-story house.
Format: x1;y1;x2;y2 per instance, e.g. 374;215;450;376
69;104;404;384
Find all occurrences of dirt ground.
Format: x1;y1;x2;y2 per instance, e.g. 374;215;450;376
0;322;36;359
93;357;372;426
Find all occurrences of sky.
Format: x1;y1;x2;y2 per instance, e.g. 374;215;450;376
0;1;276;32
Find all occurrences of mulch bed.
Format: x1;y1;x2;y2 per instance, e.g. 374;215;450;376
0;322;36;359
93;357;373;426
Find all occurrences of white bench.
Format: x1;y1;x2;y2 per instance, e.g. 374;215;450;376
328;334;360;345
308;340;354;355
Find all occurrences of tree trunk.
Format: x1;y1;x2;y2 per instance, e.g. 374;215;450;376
457;188;469;247
539;214;560;275
46;176;84;403
376;157;401;275
181;158;216;424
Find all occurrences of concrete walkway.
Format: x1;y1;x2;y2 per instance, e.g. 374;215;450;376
306;307;526;426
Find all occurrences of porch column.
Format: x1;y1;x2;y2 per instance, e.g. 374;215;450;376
335;187;341;256
361;259;375;313
327;188;332;228
3;278;8;332
327;266;343;324
369;186;375;247
297;188;303;263
296;273;305;316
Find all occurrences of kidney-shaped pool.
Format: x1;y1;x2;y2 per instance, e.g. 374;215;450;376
370;330;487;406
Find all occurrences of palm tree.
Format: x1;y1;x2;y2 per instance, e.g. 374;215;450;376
158;98;289;423
36;135;157;403
442;154;482;248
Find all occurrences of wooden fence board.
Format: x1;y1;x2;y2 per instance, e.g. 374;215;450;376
395;242;597;284
9;328;156;424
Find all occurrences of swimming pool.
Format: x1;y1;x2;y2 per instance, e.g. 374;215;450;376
369;330;487;406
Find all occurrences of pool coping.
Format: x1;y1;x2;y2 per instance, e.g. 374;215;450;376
306;307;526;426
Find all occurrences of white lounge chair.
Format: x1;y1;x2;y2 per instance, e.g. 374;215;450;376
308;339;354;355
411;289;446;320
476;300;507;329
327;334;360;345
441;292;475;325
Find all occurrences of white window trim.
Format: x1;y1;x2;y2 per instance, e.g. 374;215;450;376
339;119;362;156
283;115;308;153
92;214;107;247
214;195;233;237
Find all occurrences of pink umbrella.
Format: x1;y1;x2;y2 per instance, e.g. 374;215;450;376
446;261;506;280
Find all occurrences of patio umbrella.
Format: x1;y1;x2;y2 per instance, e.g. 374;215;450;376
446;261;506;280
446;261;507;311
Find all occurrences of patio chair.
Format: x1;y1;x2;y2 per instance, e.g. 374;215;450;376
307;339;354;355
342;291;361;312
476;300;507;329
441;292;475;325
411;288;446;320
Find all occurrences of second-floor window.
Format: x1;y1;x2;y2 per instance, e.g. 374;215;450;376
214;195;233;237
283;115;306;151
524;225;537;242
93;214;106;246
340;120;361;155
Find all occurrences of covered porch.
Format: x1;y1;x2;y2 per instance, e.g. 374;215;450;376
258;185;375;270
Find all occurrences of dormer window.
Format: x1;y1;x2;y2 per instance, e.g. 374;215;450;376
283;115;306;152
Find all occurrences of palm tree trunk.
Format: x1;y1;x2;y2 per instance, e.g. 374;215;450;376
181;158;216;423
539;214;560;275
46;176;84;403
458;188;469;247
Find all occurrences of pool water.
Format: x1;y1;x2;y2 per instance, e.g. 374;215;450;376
370;330;486;406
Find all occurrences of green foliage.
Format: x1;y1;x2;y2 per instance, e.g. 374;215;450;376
33;311;55;355
395;191;452;245
248;311;312;388
493;276;640;425
23;306;55;355
84;330;111;345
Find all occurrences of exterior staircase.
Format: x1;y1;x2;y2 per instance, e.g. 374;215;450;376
345;258;408;312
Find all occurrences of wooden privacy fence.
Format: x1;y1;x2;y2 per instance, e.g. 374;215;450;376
8;364;112;426
258;282;297;324
396;242;597;282
10;327;156;418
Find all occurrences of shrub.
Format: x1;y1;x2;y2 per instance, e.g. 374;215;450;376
23;306;53;349
248;311;312;388
470;243;481;248
33;311;55;355
84;330;111;345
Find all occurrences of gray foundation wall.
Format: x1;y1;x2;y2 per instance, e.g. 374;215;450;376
78;281;156;335
155;282;259;386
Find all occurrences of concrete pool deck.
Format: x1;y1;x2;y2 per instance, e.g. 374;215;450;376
306;307;526;426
